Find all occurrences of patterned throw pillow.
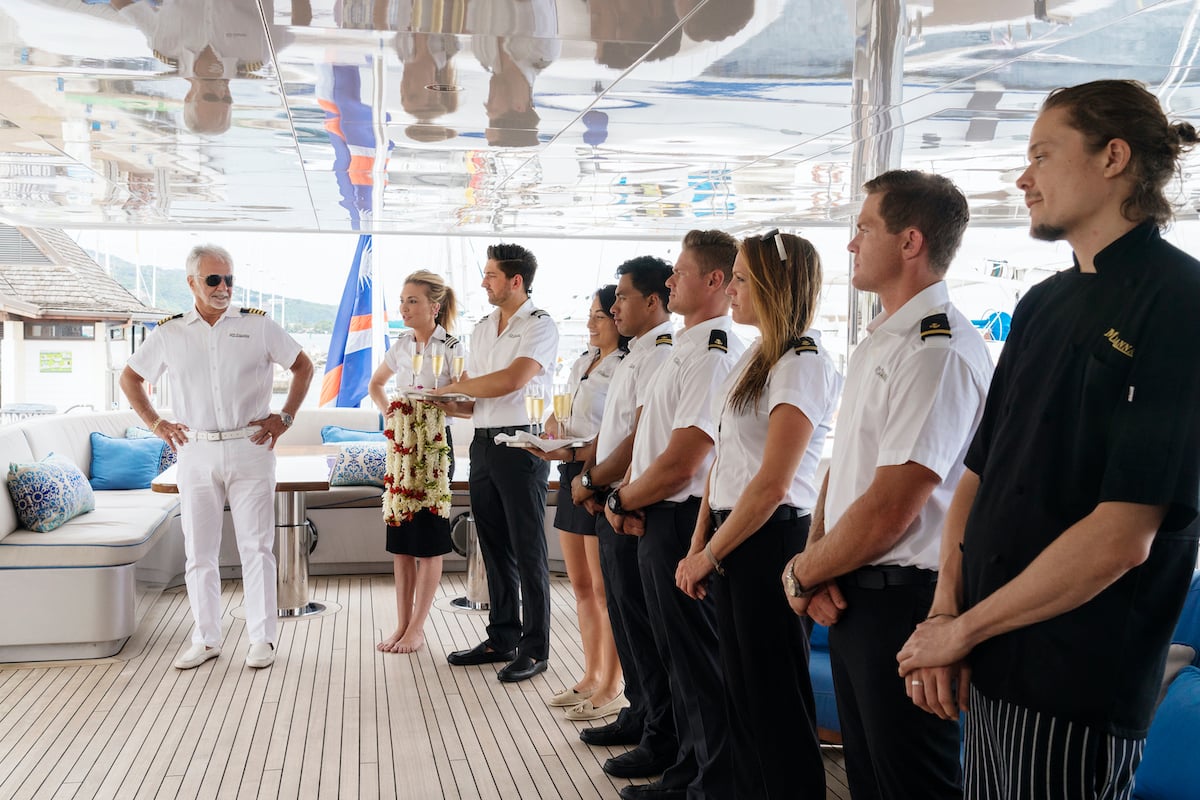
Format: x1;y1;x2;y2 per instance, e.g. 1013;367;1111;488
330;443;387;487
6;453;96;532
125;426;177;472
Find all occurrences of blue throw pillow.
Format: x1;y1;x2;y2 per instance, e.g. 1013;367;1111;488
90;431;167;490
1135;665;1200;799
125;426;177;472
321;424;385;443
7;453;96;532
330;443;388;487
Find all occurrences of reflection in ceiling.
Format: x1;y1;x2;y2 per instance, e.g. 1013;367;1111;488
1;0;1199;239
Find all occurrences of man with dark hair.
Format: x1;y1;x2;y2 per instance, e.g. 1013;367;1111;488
784;170;992;799
900;79;1200;800
573;256;679;778
435;242;560;683
604;230;743;800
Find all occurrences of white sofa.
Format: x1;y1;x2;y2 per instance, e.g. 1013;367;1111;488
0;409;564;663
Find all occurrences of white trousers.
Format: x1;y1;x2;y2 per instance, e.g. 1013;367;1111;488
176;437;277;647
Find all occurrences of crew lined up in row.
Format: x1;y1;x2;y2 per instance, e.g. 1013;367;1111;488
128;78;1200;800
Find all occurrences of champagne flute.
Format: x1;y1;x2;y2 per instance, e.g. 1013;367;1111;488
524;384;545;434
411;340;425;388
451;351;466;383
552;383;573;440
429;341;445;391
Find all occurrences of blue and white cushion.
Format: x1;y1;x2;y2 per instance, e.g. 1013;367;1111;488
6;453;96;532
330;443;387;487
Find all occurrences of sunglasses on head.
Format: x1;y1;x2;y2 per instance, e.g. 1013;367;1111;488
203;274;234;287
760;228;788;263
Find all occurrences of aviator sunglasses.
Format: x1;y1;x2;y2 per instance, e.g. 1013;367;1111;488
202;274;234;288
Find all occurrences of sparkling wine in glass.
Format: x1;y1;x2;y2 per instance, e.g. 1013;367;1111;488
430;342;445;390
524;385;545;433
552;384;573;439
451;353;465;382
411;340;425;387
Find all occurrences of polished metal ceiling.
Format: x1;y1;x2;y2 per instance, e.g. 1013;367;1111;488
2;0;1199;239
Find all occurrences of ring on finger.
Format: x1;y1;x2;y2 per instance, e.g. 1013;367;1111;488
911;680;923;686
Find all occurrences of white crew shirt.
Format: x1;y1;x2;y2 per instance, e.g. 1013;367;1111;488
119;0;272;78
630;316;744;502
560;347;623;439
382;325;463;391
825;281;993;570
709;330;843;511
468;298;559;428
127;305;303;432
594;320;674;473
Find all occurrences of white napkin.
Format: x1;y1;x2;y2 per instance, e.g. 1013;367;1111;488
493;431;590;451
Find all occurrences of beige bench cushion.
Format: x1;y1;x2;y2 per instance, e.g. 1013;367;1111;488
0;490;178;569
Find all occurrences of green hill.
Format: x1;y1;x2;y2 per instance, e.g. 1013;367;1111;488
89;252;339;333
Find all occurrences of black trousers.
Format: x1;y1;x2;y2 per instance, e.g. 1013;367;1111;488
596;512;677;756
469;432;551;659
829;577;962;800
639;499;731;798
711;515;825;799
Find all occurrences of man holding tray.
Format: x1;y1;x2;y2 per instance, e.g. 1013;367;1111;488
430;243;560;683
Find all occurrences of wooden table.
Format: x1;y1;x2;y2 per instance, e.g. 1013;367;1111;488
152;451;334;618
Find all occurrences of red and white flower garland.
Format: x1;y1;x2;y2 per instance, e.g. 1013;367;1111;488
382;397;452;525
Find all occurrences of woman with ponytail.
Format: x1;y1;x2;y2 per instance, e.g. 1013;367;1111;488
368;269;461;653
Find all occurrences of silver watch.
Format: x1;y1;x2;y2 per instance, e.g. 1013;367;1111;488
784;557;819;599
279;411;295;428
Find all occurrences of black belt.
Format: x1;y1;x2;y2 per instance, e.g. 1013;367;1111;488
843;565;937;590
475;425;534;438
645;496;700;512
710;505;804;530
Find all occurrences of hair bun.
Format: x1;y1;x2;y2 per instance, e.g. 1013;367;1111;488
1171;120;1200;148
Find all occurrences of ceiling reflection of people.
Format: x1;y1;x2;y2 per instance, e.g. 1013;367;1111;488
108;0;271;135
470;0;559;148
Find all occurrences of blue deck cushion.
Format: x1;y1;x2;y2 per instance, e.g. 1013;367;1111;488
90;432;167;490
329;443;387;487
125;426;178;473
1135;666;1200;800
6;452;95;532
321;425;386;444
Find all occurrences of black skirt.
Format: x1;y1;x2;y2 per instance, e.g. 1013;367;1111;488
386;509;452;557
555;461;597;536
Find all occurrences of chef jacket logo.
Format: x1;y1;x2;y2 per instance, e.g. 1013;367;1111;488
229;333;250;339
1103;328;1134;357
875;366;888;382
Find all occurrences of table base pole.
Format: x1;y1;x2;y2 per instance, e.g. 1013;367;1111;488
449;596;489;611
279;602;327;618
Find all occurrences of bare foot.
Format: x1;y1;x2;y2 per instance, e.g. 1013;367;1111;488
377;629;404;652
395;631;426;653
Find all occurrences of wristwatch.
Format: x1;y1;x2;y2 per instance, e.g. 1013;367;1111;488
279;411;295;428
580;470;594;490
784;557;820;599
606;489;625;515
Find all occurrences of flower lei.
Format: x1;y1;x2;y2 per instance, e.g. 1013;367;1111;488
382;396;453;525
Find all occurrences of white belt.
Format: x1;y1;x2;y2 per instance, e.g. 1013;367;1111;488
191;426;259;442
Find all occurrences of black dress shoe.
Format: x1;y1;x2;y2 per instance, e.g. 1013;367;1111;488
447;642;516;666
603;746;675;779
618;781;686;800
497;654;548;682
580;722;642;747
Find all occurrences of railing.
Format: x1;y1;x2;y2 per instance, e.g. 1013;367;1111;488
0;403;57;425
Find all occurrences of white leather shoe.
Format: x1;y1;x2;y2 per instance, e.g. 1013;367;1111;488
173;644;220;670
246;642;275;669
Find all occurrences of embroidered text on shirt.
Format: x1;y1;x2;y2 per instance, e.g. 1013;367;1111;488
1104;328;1135;357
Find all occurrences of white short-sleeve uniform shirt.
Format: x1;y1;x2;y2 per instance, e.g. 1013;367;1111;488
382;325;463;390
561;347;623;440
630;316;745;502
127;305;304;432
468;298;559;428
594;321;674;476
708;330;843;512
824;281;993;570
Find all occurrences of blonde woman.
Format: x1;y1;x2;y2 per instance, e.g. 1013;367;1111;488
368;270;461;653
676;232;842;797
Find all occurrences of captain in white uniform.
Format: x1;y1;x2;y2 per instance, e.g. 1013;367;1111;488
120;244;314;672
